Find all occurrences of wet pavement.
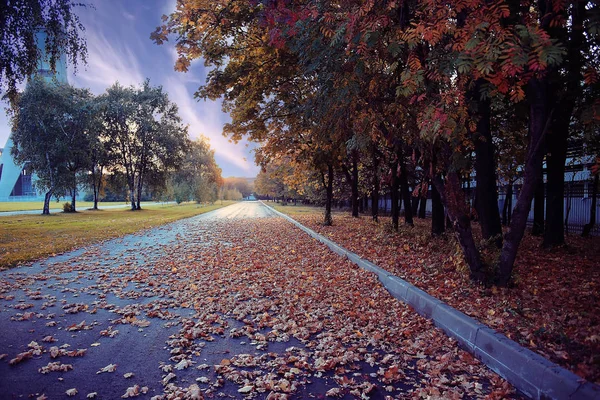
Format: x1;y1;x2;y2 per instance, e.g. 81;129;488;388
0;202;516;399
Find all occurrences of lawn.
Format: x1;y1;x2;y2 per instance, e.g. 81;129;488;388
0;201;235;269
266;201;326;216
0;200;147;212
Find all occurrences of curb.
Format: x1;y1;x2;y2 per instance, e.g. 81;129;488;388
261;202;600;400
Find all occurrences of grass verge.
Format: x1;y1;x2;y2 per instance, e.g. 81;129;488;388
268;202;331;216
0;201;160;212
0;201;235;269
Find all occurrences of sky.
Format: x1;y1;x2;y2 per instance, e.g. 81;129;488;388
0;0;260;178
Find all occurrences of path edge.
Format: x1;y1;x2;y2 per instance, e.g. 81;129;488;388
261;201;599;400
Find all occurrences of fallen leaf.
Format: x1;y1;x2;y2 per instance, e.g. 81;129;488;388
162;372;176;385
238;385;253;393
121;384;140;398
97;364;117;374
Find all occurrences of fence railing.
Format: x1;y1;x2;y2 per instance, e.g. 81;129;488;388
369;190;599;236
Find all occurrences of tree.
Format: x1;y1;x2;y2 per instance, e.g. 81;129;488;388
543;0;591;248
0;0;87;105
85;101;113;210
99;81;188;210
171;137;222;204
222;177;253;199
155;0;594;286
10;77;93;214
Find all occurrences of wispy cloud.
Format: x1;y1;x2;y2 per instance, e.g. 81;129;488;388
68;29;144;93
165;77;254;172
123;11;136;21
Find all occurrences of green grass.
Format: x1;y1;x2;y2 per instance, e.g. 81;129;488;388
268;202;326;216
0;200;134;212
264;201;343;217
0;201;235;269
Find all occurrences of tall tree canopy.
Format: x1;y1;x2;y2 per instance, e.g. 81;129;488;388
0;0;87;104
154;0;600;286
10;76;94;214
98;81;189;210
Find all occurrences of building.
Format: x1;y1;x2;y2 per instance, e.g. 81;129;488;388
0;30;68;201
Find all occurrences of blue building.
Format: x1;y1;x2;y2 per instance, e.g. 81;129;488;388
0;30;68;201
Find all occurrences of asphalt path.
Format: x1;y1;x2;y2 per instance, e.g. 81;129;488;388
0;202;514;399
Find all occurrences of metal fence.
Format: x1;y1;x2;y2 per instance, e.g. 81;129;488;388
370;185;599;236
498;187;599;236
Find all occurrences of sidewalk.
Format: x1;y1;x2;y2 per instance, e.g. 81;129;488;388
261;201;600;400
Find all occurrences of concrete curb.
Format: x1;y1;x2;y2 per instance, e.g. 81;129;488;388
261;202;600;400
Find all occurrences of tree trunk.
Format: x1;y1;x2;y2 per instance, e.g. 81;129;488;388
564;180;572;236
130;187;136;210
498;77;550;286
128;174;136;210
507;184;513;225
371;148;380;222
582;173;598;237
399;155;413;226
93;187;99;210
431;181;445;236
411;195;419;216
71;187;77;212
532;178;545;235
323;164;334;226
433;173;484;281
471;79;502;245
502;183;514;226
543;2;585;247
391;160;400;231
43;190;52;215
43;152;54;216
91;166;99;210
136;176;143;210
94;165;104;210
418;189;427;219
351;155;359;217
543;121;568;245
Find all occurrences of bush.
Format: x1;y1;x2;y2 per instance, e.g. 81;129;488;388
63;202;74;213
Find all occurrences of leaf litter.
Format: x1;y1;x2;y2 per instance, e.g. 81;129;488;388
0;213;521;398
290;212;600;384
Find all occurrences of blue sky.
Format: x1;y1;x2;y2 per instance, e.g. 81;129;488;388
0;0;260;178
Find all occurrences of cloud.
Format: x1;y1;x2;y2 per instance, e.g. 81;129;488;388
123;11;136;21
165;77;254;172
68;28;144;93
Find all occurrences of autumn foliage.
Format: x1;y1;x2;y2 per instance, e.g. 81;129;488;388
153;0;599;288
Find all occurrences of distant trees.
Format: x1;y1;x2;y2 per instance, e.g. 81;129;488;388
0;0;87;105
221;177;253;200
169;137;222;204
11;77;221;212
254;156;310;204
